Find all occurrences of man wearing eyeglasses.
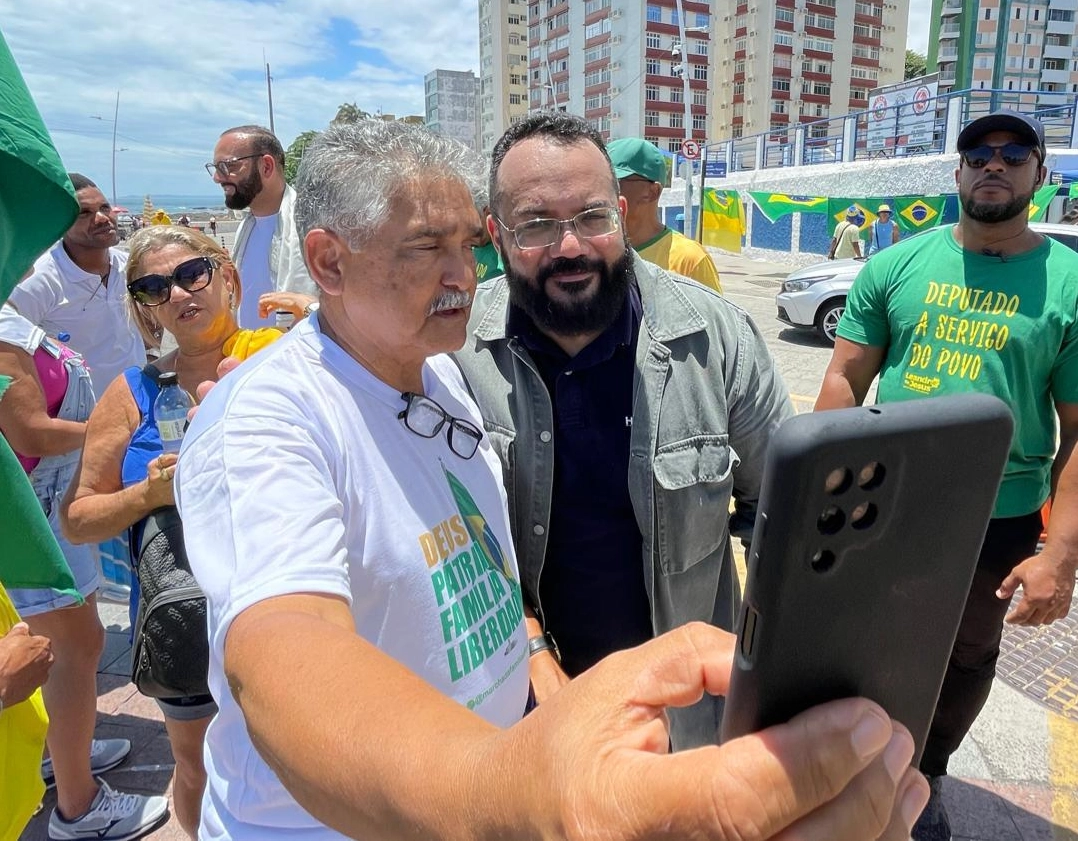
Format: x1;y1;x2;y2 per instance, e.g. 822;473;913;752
174;118;927;841
816;109;1078;841
7;173;145;397
208;125;317;328
606;137;722;293
456;112;793;752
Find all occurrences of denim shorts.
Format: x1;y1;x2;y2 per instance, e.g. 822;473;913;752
7;517;99;617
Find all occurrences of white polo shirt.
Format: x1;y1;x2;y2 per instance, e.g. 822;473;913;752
7;242;145;397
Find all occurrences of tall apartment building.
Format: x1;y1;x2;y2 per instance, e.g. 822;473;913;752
479;0;531;153
713;1;908;142
522;0;712;153
927;0;1078;106
425;69;481;152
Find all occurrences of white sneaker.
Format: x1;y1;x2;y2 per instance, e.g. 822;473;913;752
42;738;131;789
47;779;169;841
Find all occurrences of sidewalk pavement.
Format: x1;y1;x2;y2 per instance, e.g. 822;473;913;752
19;244;1078;840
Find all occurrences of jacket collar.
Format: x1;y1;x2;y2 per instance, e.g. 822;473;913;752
471;252;708;345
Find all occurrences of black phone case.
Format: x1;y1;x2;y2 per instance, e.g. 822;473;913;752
719;393;1014;764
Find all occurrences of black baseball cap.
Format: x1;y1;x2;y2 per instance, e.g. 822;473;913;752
957;110;1046;159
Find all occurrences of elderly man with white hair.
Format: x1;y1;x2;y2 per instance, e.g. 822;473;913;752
176;119;927;841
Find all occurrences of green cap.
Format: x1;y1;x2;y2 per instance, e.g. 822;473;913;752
607;137;668;185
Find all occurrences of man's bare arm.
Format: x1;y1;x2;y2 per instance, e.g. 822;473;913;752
815;338;886;411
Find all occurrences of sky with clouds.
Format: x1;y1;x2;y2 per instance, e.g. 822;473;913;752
2;0;931;200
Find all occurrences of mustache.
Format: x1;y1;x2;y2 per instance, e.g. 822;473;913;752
427;290;472;315
537;256;605;284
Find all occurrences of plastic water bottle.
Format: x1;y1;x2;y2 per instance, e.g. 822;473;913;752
154;371;192;453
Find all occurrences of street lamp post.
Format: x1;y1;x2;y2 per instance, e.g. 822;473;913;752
91;90;121;205
110;91;119;206
672;2;707;238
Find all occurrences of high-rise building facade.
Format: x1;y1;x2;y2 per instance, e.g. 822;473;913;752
523;0;712;153
928;0;1078;106
479;0;531;153
713;1;908;142
425;69;481;152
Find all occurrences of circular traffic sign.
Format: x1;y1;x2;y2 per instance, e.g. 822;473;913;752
913;86;931;114
681;138;701;159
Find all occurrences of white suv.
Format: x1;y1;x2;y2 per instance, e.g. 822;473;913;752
776;223;1078;345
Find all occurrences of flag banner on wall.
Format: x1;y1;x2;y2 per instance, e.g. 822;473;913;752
893;196;946;233
1028;184;1060;221
747;192;827;223
700;188;746;254
826;199;878;234
1070;183;1078;199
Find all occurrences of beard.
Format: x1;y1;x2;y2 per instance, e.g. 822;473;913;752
224;166;263;210
960;180;1035;224
503;242;635;337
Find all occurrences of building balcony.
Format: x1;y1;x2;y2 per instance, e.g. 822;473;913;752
939;49;959;61
940;25;960;38
1038;91;1071;106
1041;68;1072;84
1047;18;1076;34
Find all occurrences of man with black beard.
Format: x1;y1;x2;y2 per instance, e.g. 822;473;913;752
208;125;317;327
817;110;1078;841
455;112;793;751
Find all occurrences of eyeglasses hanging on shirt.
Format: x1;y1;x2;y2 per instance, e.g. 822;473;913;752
398;392;483;460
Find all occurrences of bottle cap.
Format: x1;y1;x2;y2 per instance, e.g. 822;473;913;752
158;371;179;386
57;332;70;342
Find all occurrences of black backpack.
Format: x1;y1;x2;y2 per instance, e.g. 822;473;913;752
130;506;210;699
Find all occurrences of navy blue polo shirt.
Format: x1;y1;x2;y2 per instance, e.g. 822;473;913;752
509;287;652;677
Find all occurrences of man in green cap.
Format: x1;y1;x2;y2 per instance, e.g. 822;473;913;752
606;137;722;293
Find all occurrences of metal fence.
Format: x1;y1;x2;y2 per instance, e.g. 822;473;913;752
703;88;1078;175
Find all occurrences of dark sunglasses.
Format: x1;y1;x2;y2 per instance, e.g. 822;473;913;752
960;143;1037;169
128;256;217;307
398;392;483;459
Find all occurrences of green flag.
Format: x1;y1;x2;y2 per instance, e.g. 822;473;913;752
1069;183;1078;199
1028;184;1060;222
826;199;876;235
0;29;80;601
700;188;745;253
747;192;827;223
893;196;946;233
443;465;518;593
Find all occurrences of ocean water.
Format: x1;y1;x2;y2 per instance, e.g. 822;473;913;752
116;194;228;217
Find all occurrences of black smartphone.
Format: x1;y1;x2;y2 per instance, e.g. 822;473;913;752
719;393;1013;764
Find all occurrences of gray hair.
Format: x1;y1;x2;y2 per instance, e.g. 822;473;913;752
294;121;487;250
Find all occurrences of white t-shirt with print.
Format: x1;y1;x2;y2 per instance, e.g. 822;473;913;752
7;242;144;397
175;315;529;841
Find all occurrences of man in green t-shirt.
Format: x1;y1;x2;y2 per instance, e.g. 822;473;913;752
816;110;1078;841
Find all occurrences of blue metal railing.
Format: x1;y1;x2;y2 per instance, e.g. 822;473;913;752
703;88;1078;175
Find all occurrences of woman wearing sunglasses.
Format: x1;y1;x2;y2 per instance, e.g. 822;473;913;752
60;226;281;838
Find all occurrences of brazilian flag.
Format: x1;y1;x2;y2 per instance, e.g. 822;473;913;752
700;188;746;254
747;192;827;223
1028;184;1060;222
826;199;876;234
893;196;946;233
443;465;518;592
0;29;80;602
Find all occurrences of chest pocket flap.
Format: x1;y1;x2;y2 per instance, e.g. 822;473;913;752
652;436;739;574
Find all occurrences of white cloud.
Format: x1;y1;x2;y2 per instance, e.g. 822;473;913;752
907;0;932;56
0;0;480;196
